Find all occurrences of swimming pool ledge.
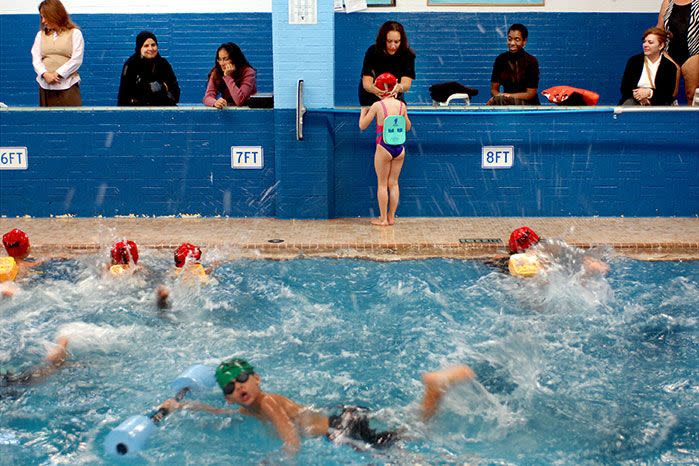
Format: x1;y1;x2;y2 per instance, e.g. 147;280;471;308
0;217;696;261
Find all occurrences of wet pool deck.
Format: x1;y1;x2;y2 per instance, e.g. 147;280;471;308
1;217;697;261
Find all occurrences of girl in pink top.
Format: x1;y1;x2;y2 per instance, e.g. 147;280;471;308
203;42;257;108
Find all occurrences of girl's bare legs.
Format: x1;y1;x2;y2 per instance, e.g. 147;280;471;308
682;56;699;106
386;151;405;225
420;365;475;422
372;146;393;226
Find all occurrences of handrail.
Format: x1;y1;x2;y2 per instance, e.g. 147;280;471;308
296;79;306;140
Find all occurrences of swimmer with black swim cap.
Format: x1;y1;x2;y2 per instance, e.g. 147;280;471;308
159;357;475;457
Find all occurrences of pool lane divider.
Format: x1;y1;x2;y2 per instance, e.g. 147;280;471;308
104;364;215;457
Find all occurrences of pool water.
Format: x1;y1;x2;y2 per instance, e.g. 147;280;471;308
0;252;697;464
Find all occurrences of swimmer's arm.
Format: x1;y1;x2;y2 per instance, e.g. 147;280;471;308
21;258;46;268
160;399;238;416
359;105;377;130
402;105;412;131
260;396;301;456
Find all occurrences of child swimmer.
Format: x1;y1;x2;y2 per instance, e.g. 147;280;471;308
159;358;475;456
1;228;45;296
155;242;216;309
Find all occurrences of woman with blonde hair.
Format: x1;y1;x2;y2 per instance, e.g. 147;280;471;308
30;0;84;106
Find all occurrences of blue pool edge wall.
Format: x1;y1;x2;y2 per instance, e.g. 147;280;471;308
1;107;697;218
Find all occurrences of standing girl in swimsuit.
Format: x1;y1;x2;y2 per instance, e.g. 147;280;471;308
359;73;412;226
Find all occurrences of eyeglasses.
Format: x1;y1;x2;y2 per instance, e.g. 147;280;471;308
222;372;251;395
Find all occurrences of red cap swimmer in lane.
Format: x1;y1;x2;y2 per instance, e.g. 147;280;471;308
3;229;30;259
174;243;202;268
375;72;398;96
508;226;540;254
111;240;139;265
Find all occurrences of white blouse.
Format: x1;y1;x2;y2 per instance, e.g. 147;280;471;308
31;29;84;91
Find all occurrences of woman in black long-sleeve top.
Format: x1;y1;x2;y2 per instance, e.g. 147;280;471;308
117;31;180;106
620;27;679;105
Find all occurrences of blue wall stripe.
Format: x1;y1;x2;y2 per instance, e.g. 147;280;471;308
2;108;696;218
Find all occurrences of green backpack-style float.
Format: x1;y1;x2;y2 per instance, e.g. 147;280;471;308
380;100;406;145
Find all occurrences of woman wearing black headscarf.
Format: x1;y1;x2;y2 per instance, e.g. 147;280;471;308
117;31;180;106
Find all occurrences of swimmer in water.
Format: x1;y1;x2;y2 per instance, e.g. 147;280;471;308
1;228;45;296
1;336;69;390
107;239;140;276
156;242;218;309
488;226;609;277
160;358;475;456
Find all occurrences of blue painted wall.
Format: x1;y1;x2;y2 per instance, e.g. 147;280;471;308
0;13;273;106
335;13;661;106
0;109;276;216
330;108;699;217
1;108;697;218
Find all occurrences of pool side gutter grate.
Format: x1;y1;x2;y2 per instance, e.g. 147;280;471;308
459;238;502;244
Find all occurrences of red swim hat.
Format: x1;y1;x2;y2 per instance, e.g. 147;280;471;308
111;240;139;265
508;226;540;253
2;229;30;258
375;73;398;94
174;243;202;268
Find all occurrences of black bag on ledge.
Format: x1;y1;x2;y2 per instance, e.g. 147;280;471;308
429;82;479;103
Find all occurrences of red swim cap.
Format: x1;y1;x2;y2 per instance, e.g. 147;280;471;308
2;229;30;258
508;227;540;253
174;243;202;268
375;73;398;94
111;240;139;265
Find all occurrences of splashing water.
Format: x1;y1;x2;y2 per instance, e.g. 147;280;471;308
0;253;696;464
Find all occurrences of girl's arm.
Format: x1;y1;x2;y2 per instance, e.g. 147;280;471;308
403;105;411;131
358;104;377;130
202;74;219;107
657;0;668;28
55;29;84;79
224;66;257;106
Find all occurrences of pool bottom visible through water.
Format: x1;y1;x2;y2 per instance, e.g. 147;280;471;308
0;251;697;464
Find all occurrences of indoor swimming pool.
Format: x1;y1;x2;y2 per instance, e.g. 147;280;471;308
0;252;697;464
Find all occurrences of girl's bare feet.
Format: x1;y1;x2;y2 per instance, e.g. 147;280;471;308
371;218;390;226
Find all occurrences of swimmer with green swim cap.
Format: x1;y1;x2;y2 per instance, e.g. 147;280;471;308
160;357;475;457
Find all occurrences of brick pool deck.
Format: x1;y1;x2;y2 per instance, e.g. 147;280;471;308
1;217;697;260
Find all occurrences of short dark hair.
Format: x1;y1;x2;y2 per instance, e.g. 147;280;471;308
508;23;528;41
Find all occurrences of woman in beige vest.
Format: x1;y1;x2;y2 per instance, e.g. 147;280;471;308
30;0;84;106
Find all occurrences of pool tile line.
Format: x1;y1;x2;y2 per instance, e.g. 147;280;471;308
3;217;698;260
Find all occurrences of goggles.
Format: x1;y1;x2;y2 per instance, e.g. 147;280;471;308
222;372;251;395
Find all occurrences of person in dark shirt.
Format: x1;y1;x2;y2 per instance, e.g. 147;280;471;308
619;27;679;106
358;21;416;107
117;31;180;106
658;0;698;105
487;24;540;105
